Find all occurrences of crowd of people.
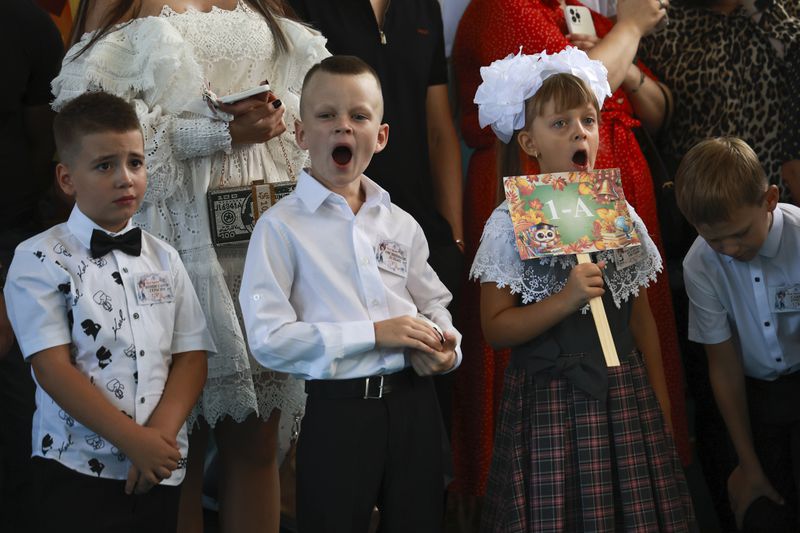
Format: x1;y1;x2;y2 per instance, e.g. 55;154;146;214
1;0;799;532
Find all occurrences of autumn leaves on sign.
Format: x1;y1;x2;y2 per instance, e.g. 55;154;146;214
504;168;640;260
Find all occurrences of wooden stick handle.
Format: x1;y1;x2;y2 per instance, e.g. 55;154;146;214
576;253;620;367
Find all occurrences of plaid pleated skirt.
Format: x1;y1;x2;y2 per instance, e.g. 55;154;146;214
481;351;696;532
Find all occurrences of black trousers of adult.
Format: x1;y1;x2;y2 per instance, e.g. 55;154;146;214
296;374;444;533
741;372;800;532
0;225;38;533
31;457;180;533
0;342;35;532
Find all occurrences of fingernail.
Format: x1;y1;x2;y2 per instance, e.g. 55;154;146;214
272;99;282;109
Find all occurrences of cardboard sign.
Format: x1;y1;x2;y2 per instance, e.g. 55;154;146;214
503;168;640;260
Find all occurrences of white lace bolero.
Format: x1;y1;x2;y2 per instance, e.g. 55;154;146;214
51;11;328;209
470;201;663;308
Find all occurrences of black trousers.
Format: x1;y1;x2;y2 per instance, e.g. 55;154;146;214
0;343;35;532
0;225;38;532
31;457;180;533
741;372;800;532
296;374;444;533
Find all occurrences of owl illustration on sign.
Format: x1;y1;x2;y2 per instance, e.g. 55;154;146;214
531;223;563;254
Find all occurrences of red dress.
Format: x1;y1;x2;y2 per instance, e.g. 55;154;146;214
451;0;690;496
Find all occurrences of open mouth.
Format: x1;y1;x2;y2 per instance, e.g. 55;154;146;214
572;150;588;167
332;146;353;166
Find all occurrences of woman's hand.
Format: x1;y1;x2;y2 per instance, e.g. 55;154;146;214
567;32;600;52
222;91;286;145
616;0;668;37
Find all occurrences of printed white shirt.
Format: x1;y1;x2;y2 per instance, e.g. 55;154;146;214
240;170;462;380
4;207;215;483
684;203;800;380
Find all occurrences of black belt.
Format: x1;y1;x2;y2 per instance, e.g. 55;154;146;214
304;367;417;399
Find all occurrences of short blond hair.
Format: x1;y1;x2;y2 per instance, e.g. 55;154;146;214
674;137;767;226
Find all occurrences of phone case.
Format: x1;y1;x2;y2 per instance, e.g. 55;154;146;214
216;85;271;105
564;6;597;36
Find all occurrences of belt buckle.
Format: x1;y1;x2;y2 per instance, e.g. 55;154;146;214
363;375;384;399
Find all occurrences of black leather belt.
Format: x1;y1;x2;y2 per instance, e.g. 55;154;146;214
304;367;417;399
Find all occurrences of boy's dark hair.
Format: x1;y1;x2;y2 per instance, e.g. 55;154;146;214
53;91;141;163
300;55;382;116
674;137;767;227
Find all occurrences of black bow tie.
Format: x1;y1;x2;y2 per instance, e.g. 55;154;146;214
90;228;142;259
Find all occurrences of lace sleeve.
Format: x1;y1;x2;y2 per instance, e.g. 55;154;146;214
470;203;525;286
51;18;231;202
596;203;663;307
470;202;663;307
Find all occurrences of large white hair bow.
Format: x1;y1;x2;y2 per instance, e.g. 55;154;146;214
474;47;612;143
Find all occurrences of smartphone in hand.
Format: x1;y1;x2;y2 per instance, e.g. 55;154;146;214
564;5;597;37
216;85;271;105
204;84;271;110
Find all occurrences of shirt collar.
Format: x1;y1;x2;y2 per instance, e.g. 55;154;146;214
759;205;783;259
66;206;135;251
295;169;392;213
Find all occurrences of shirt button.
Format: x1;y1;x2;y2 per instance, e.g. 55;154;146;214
139;350;145;357
123;267;128;273
361;257;369;266
371;299;379;306
140;397;145;404
616;97;624;104
764;321;771;327
133;313;140;319
755;277;760;282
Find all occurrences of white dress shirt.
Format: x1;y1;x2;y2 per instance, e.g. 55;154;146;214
4;207;215;483
240;170;461;380
684;203;800;380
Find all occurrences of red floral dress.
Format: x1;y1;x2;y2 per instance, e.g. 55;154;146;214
451;0;689;496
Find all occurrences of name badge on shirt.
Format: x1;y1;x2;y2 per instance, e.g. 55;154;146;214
769;284;800;313
134;272;175;305
375;240;408;277
613;244;646;271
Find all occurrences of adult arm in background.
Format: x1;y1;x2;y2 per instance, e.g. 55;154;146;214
569;0;672;134
705;339;785;529
427;3;464;249
427;84;465;250
454;0;667;150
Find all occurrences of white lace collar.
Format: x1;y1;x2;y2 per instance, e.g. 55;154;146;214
470;201;663;309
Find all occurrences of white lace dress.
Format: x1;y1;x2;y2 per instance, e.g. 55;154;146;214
52;1;330;428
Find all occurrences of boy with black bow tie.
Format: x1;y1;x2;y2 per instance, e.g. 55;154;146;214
3;91;215;533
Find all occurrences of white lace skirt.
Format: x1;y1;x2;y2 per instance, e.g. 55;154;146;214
180;245;306;430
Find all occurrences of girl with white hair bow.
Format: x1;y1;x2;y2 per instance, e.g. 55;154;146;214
470;48;696;532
